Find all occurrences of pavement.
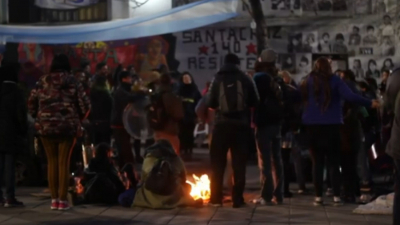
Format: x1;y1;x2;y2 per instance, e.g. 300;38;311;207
0;149;392;225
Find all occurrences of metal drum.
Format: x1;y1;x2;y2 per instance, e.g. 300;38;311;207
122;98;154;140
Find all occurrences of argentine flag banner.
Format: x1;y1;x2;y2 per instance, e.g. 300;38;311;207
0;0;239;44
35;0;99;9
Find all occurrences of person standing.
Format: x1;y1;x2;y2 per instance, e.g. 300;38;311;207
300;57;378;206
177;72;201;158
384;68;400;224
149;73;184;155
90;63;113;146
0;63;27;207
111;71;145;166
28;54;91;210
252;50;288;205
207;53;259;208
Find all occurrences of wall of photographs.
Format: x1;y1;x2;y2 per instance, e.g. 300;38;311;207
173;1;400;87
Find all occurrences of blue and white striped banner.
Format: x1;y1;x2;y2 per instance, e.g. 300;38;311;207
35;0;99;9
1;0;239;44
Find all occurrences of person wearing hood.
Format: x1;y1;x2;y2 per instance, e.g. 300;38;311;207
207;53;259;208
28;54;91;210
0;63;27;207
177;72;201;158
111;71;146;166
385;68;400;224
89;63;113;146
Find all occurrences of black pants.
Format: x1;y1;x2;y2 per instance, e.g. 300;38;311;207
0;153;16;200
92;122;111;146
282;148;291;193
341;125;362;198
70;137;84;173
179;121;196;153
113;128;134;168
210;123;248;204
307;125;341;197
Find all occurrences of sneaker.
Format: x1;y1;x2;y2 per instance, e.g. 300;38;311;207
252;197;272;205
325;188;333;197
4;199;24;208
333;196;344;206
208;202;222;207
58;201;70;211
313;197;323;206
51;199;59;210
297;189;308;195
232;201;246;208
358;194;372;204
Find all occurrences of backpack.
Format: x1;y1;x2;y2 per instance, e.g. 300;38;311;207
144;158;177;196
146;92;168;130
262;75;286;121
218;75;246;114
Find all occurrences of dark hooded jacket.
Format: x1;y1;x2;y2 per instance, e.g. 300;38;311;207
0;67;28;154
385;68;400;159
207;63;259;125
90;75;113;129
177;73;202;122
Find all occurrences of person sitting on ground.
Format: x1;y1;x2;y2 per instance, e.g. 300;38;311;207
83;143;138;205
133;139;197;209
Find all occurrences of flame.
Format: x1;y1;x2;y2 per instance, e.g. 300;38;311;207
186;174;211;201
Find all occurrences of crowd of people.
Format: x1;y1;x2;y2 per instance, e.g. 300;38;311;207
0;48;399;223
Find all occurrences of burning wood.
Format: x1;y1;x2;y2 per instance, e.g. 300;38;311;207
186;174;211;201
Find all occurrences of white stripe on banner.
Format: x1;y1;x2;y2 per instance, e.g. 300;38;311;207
35;0;99;9
0;0;239;44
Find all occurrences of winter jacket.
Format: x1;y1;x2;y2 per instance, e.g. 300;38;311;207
111;82;144;128
302;73;371;125
133;140;195;209
177;84;201;122
0;81;28;154
154;84;184;135
90;76;113;128
386;69;400;159
207;64;259;125
28;71;91;137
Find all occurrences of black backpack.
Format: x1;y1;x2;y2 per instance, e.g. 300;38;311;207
218;74;246;115
144;158;177;196
146;92;168;130
262;75;286;121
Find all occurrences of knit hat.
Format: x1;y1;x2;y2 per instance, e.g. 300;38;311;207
259;49;277;63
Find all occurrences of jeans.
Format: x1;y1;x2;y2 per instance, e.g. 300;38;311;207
210;123;248;204
256;125;283;202
393;159;400;225
0;153;16;200
41;137;76;201
307;125;341;197
282;132;306;191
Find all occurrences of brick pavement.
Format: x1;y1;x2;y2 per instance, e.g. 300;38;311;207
0;149;392;225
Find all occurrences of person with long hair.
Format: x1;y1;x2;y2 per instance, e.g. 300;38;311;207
301;57;378;206
28;54;91;210
177;72;201;158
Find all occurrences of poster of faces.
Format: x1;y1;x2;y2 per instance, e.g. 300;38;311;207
349;56;397;82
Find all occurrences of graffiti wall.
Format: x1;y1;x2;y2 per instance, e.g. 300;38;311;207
15;36;172;89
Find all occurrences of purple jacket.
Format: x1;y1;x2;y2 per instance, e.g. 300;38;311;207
302;74;371;125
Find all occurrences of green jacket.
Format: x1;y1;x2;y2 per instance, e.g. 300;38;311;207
132;140;195;209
